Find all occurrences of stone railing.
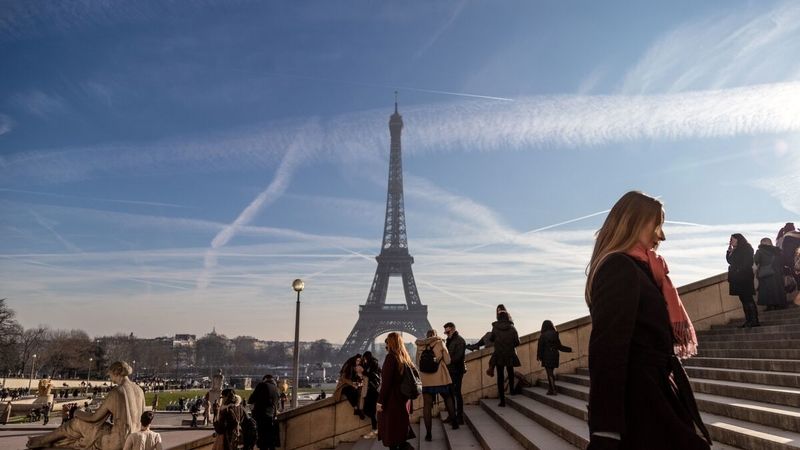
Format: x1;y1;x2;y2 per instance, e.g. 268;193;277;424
276;271;741;449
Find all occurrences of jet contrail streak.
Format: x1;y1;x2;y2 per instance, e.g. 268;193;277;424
226;68;514;102
462;209;611;253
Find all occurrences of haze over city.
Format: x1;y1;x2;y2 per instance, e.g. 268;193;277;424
1;1;798;343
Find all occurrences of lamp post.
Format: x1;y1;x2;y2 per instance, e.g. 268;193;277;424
132;360;136;381
27;354;37;393
291;278;304;409
86;357;93;394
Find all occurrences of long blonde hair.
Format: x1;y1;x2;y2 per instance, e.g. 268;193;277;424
386;332;415;373
585;191;664;307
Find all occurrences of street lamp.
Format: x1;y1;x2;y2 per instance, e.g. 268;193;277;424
86;357;93;393
132;360;136;381
27;354;37;393
291;278;304;409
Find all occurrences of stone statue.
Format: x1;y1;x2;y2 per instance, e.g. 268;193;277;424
27;361;145;450
211;369;224;391
207;369;224;422
37;378;53;398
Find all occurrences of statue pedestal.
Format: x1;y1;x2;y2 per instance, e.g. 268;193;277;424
33;394;54;406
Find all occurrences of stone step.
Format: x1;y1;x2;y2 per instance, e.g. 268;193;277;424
712;318;800;329
479;399;579;450
503;395;590;449
699;324;800;336
699;349;800;360
563;371;800;408
441;416;482;449
559;373;590;388
462;404;525;450
521;385;588;421
695;393;800;433
685;357;800;372
521;374;799;449
419;418;447;450
701;411;800;449
504;392;743;449
691;379;800;408
701;340;800;350
540;375;800;433
549;379;590;402
685;367;800;389
699;332;800;343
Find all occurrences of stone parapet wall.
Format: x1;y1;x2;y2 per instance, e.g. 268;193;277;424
277;271;741;449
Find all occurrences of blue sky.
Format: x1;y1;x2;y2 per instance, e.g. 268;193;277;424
1;1;798;342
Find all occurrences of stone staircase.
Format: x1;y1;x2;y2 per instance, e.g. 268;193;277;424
336;306;800;450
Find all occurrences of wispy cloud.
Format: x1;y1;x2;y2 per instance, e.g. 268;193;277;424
11;90;68;118
619;1;800;213
622;2;800;94
413;0;468;59
0;113;14;136
5;81;800;187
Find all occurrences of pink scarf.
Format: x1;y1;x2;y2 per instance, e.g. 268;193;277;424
626;244;698;359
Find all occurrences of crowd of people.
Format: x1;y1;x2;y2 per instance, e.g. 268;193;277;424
727;223;800;328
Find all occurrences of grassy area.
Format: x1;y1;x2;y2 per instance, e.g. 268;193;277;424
143;388;322;410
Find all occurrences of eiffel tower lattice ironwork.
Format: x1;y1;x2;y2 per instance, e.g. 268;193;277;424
339;97;432;358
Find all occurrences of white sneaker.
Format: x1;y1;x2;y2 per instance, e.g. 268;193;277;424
363;430;378;439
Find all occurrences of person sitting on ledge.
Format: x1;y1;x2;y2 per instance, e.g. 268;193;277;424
333;354;365;419
27;361;145;450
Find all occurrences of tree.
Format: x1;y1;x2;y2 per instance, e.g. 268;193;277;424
0;299;22;376
18;326;49;375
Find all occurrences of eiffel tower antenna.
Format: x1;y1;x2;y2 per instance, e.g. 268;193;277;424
339;97;432;359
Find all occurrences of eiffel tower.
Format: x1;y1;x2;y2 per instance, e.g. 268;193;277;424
339;96;432;359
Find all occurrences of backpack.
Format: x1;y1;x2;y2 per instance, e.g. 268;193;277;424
399;364;422;400
418;345;439;374
231;407;257;450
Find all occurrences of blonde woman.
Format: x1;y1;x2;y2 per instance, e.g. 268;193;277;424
377;332;416;450
415;329;458;442
585;191;711;450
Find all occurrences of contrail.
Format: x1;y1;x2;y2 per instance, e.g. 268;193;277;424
226;68;514;102
462;209;611;253
28;209;82;253
0;187;190;208
196;132;309;290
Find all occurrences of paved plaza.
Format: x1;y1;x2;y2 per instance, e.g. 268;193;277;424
0;413;212;450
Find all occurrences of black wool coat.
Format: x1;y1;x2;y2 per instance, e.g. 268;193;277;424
755;244;786;307
537;329;571;369
490;319;521;367
588;253;710;450
727;244;755;296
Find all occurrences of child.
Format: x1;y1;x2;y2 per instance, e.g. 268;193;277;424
537;320;572;395
123;411;163;450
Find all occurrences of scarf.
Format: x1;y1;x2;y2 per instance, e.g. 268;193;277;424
626;244;698;359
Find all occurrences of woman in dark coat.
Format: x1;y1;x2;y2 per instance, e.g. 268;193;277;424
361;351;381;439
727;233;759;327
755;238;787;310
377;332;415;450
586;191;711;450
536;320;572;395
490;311;520;407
